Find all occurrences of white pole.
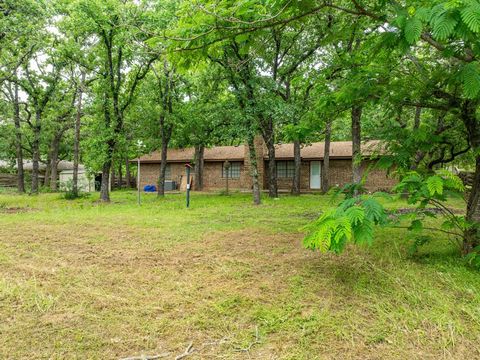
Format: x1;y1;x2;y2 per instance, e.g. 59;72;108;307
137;158;141;205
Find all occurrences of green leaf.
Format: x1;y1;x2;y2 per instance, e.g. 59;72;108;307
405;17;423;44
431;12;458;40
460;2;480;33
408;219;424;232
460;62;480;99
345;206;365;226
426;175;443;195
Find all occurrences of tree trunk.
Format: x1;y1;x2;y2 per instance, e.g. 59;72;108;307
292;140;301;195
49;135;61;191
118;162;123;189
263;128;278;198
31;112;41;194
351;105;362;190
322;119;332;193
110;162;116;190
157;140;168;197
194;144;204;191
125;156;131;188
100;161;111;201
248;135;261;205
462;101;480;253
44;156;51;188
73;72;85;196
13;82;25;193
464;154;480;254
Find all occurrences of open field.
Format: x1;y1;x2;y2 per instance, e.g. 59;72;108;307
0;191;479;359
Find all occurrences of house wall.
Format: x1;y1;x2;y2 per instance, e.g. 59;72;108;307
139;162;185;190
139;161;249;191
325;159;396;191
265;159;396;192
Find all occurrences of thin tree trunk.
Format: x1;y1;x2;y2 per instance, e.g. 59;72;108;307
125;156;131;188
118;162;123;189
292;140;301;195
50;137;60;191
31;112;41;194
100;161;111;201
248;135;261;205
414;105;422;130
157;140;168;197
194;144;204;191
464;154;480;254
263;128;278;198
44;156;51;187
49;135;61;191
351;105;362;191
13;82;25;193
322;119;332;193
110;161;116;190
73;71;85;196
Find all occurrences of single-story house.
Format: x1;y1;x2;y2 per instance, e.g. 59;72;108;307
134;138;396;192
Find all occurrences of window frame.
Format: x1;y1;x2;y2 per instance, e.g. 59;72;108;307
276;160;295;178
222;161;241;179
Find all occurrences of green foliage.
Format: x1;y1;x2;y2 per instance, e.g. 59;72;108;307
459;62;480;99
404;17;423;44
303;195;387;253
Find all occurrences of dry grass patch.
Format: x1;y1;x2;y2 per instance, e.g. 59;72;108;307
0;192;478;359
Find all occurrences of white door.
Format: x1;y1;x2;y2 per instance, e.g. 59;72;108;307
310;161;321;189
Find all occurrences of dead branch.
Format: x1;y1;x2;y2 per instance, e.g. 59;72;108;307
175;342;194;360
234;326;260;353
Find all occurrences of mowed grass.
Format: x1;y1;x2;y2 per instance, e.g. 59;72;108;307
0;190;479;359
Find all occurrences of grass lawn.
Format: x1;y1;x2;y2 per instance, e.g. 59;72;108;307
0;190;479;359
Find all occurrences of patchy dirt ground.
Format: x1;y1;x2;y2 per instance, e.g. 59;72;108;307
0;192;478;359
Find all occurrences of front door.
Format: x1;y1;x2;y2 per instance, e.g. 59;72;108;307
310;161;321;189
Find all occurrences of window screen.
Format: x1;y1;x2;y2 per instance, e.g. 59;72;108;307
276;161;295;178
222;162;241;178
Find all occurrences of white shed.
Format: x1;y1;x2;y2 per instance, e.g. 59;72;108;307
59;167;95;192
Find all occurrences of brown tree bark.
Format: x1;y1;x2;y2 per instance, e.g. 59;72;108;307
118;162;123;189
73;71;85;196
49;135;61;191
292;140;301;195
248;135;261;205
322;119;332;193
462;101;480;253
31;111;41;194
260;117;278;198
12;82;25;193
194;144;205;191
125;156;131;188
157;136;169;197
464;154;480;254
351;105;362;190
110;161;116;190
100;160;111;201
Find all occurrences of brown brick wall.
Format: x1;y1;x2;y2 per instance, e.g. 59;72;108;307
327;159;397;191
202;161;250;191
140;158;395;192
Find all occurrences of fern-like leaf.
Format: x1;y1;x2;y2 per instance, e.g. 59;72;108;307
460;62;480;99
431;12;458;40
405;17;423;44
426;175;443;195
460;2;480;33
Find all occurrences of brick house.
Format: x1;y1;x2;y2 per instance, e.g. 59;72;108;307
135;138;396;192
